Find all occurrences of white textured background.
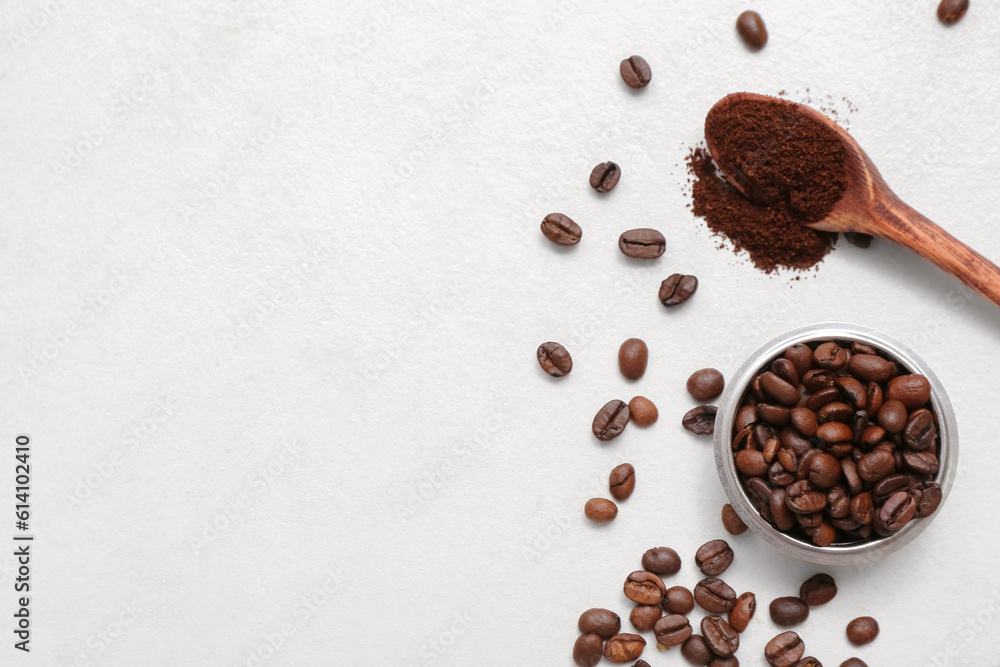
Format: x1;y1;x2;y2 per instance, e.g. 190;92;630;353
2;1;999;665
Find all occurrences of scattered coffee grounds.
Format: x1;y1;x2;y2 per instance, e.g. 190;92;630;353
688;96;851;273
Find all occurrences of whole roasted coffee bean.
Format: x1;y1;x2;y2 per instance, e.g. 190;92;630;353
848;492;873;525
806;386;841;412
807;452;841;487
590;161;621;193
721;503;748;535
887;374;931;409
769;462;796;490
813;341;848;370
630;604;662;632
736;449;768;477
619;228;666;259
761;372;800;407
784;344;813;377
826;485;851;518
857;449;895;482
872;474;911;505
769;597;809;626
681;634;714;666
841;458;862;495
709;658;739;667
585;498;618;522
579;608;622;638
911;481;942;517
688;368;725;401
802;369;837;392
609;463;636;501
683;406;717;435
604;633;646;663
629;396;659;426
879;490;916;531
785;480;827;514
938;0;969;25
619;338;649;380
867;381;884;415
835;376;867;409
903;409;936;451
634;662;651;667
695;539;734;576
846;617;879;646
574;633;604;667
729;591;756;632
795;658;823;667
816;422;852;444
624;571;667;605
877;399;908;434
642;546;681;576
694;577;737;613
808;521;836;546
790;408;818;437
540;213;582;246
759;403;791;427
765;631;805;667
654;614;692;648
593;399;630;441
799;573;837;606
659;273;699;307
795;449;819;482
701;616;739;657
662;585;694;614
771;357;800;386
537;341;573;377
849;354;896;382
817;402;852;424
736;10;767;49
745;478;774;516
861;425;885;448
620;55;652;88
770;488;796;531
840;660;868;667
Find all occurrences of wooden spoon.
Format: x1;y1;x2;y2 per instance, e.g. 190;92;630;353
705;92;1000;306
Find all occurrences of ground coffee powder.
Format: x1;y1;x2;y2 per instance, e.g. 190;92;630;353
688;97;849;273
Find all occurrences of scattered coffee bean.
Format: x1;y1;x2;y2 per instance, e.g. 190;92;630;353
654;614;692;648
695;539;734;576
688;368;725;401
846;616;879;646
701;616;740;658
765;631;805;667
729;591;756;632
634;661;651;667
628;396;658;426
619;338;649;379
769;596;809;626
579;608;622;638
938;0;969;24
540;213;582;246
799;573;837;606
683;405;717;435
619;228;666;259
593;399;630;441
537;341;573;377
659;273;698;307
604;633;646;663
630;605;662;632
620;55;652;88
694;577;736;613
574;633;604;667
662;585;695;614
840;659;868;667
795;658;823;667
590;161;621;193
708;659;739;667
681;634;713;666
624;571;667;605
642;546;681;576
721;503;748;535
736;10;768;50
609;463;636;501
585;498;618;523
845;232;873;248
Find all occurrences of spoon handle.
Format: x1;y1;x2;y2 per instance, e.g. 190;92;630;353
875;196;1000;307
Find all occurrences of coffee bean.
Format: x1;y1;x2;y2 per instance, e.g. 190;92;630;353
590;161;621;193
770;488;796;531
701;616;739;657
619;338;649;379
790;407;818;437
708;659;739;667
608;463;636;501
728;591;756;632
783;344;813;377
620;55;652;88
758;403;791;427
795;658;823;667
624;571;667;605
857;449;895;482
903;409;936;451
802;370;837;393
846;617;879;646
663;585;695;614
574;633;604;667
745;477;774;516
695;539;734;576
769;597;809;626
630;605;662;632
813;342;848;370
584;498;618;523
761;372;800;407
879;490;916;531
808;520;836;546
593;399;630;441
785;480;827;514
694;577;736;613
654;614;692;648
840;659;868;667
537;341;573;377
886;374;931;409
765;631;805;667
736;449;768;477
736;10;768;50
687;368;725;401
826;485;851;518
683;406;717;435
619;228;666;259
771;357;799;386
867;381;883;415
604;633;646;663
938;0;969;24
799;573;837;606
817;401;852;424
841;458;862;494
911;481;942;517
721;504;748;535
634;662;651;667
848;354;895;383
579;608;622;638
872;474;911;505
681;634;713;666
540;213;582;246
807;452;841;487
835;376;868;409
642;546;681;576
659;273;698;307
629;396;658;426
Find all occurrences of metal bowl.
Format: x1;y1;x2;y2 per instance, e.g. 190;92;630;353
713;322;958;566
